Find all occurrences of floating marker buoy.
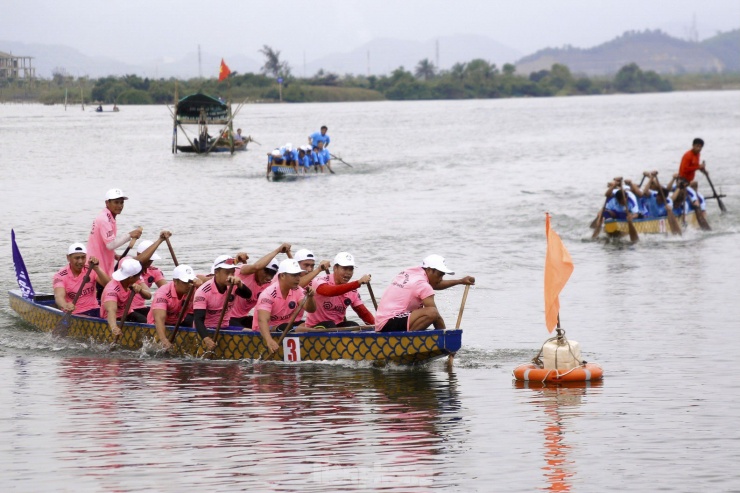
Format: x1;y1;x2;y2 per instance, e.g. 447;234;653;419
513;329;603;384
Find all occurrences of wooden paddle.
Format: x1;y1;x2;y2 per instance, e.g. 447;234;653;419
165;238;179;267
591;196;610;239
167;283;195;344
52;263;95;337
702;170;727;213
454;284;471;329
366;282;379;310
258;295;309;361
617;181;639;242
329;153;353;168
210;283;235;347
112;287;136;347
114;235;139;271
651;175;682;236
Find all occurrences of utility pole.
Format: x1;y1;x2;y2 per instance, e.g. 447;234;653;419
367;50;370;77
198;44;202;78
435;39;440;68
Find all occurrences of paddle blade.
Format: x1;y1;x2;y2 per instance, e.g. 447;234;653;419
591;216;603;239
696;211;712;231
627;220;639;242
52;312;71;338
666;210;682;236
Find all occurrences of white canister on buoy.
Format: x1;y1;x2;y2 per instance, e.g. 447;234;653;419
542;338;582;370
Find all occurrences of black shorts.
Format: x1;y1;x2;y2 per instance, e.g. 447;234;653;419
312;320;360;329
379;316;409;333
229;315;253;328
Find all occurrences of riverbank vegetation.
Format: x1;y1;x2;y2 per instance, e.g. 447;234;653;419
1;58;738;105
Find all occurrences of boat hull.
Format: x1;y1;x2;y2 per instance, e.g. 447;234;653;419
176;144;247;154
603;211;697;235
268;166;323;181
8;290;460;364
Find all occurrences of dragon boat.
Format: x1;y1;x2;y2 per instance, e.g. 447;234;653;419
603;211;698;236
267;165;329;181
8;290;461;365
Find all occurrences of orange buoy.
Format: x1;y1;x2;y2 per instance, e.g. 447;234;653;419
512;363;603;383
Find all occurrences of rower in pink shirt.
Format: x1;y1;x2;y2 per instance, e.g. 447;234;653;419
294;248;331;289
253;258;317;355
306;252;375;329
147;264;201;350
229;242;291;328
193;255;253;351
101;258;151;337
375;255;475;332
86;188;142;276
121;233;171;317
53;243;111;317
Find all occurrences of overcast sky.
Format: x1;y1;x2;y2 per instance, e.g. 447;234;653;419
2;0;738;66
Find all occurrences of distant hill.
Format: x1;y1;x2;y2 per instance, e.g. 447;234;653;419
515;29;740;76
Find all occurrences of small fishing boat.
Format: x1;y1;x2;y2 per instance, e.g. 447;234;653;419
8;290;461;365
170;92;248;155
603;211;698;236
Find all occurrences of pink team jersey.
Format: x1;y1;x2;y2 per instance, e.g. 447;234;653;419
193;279;236;328
53;264;100;315
131;264;165;310
306;273;363;327
86;208;117;275
251;282;306;331
146;281;190;325
230;271;268;318
375;266;434;332
100;279;133;319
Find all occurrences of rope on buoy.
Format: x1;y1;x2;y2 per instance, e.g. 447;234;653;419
531;328;584;369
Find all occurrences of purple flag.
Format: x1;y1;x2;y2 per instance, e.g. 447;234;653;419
11;229;35;300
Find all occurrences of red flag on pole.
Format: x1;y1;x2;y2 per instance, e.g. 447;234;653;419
544;213;573;332
219;59;231;81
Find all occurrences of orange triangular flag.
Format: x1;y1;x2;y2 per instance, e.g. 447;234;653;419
219;58;231;81
544;213;574;332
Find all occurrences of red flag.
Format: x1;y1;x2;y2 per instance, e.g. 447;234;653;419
219;58;231;81
544;213;573;332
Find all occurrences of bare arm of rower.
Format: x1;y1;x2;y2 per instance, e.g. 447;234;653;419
299;260;331;288
54;287;75;312
435;276;475;291
152;309;172;350
104;300;121;336
132;283;151;300
257;309;279;353
240;243;291;275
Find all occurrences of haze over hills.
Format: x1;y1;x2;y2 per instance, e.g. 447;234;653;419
515;29;740;75
2;29;738;80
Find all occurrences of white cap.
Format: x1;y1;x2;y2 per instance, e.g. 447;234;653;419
421;254;455;275
112;258;142;281
135;240;161;260
333;252;355;267
294;249;315;262
278;258;305;274
265;259;280;272
271;149;281;157
67;243;87;255
211;254;237;273
285;143;293;151
105;188;128;200
172;264;196;282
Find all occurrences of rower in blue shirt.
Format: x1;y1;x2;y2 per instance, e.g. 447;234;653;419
308;126;330;148
314;141;334;174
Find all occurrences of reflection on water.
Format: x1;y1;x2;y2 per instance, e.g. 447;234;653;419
44;357;465;491
515;380;604;492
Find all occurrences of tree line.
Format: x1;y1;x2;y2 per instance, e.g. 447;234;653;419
0;45;676;104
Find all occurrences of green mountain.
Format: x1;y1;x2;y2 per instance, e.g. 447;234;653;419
516;29;740;76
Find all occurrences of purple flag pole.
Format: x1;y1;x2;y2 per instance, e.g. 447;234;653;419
11;229;35;300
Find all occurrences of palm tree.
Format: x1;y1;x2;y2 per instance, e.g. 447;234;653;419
415;58;437;80
259;45;291;79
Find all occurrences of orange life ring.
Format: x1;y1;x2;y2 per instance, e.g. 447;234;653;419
512;363;603;383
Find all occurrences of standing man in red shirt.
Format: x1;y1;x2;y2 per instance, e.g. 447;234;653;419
673;138;705;205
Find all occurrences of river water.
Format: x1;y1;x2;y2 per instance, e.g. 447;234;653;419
0;91;739;492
